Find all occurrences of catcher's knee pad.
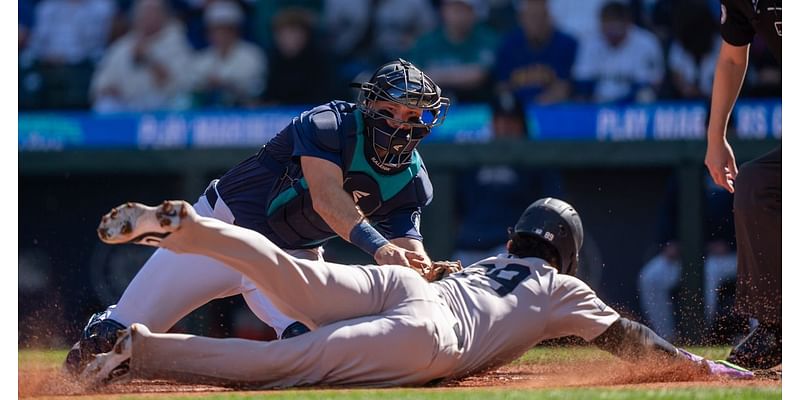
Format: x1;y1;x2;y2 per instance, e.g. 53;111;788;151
64;307;127;375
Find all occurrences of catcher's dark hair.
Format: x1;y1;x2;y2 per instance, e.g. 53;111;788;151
508;232;561;269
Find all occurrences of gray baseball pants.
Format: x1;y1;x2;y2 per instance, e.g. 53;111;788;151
126;208;463;388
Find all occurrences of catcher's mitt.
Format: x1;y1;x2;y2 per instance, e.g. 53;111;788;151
422;260;463;282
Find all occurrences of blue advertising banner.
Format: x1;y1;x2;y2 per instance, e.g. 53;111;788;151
527;100;781;141
19;100;780;151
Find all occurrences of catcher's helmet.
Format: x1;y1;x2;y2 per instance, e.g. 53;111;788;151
512;198;584;276
353;59;450;172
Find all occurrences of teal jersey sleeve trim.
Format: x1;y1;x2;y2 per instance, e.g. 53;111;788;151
266;178;308;216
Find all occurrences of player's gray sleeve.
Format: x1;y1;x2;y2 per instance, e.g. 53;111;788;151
590;317;679;362
542;275;620;341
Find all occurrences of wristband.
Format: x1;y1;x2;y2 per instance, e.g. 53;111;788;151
349;220;390;256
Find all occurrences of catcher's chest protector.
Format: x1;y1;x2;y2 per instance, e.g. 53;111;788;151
265;111;429;248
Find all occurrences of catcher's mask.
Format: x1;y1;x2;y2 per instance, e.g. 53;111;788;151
353;59;450;173
511;198;584;276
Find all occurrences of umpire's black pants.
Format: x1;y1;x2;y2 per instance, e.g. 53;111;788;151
733;146;781;325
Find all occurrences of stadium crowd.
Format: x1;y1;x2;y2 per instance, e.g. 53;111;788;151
19;0;780;112
18;0;779;348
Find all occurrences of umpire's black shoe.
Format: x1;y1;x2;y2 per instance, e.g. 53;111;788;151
64;308;127;376
281;321;311;339
726;322;782;370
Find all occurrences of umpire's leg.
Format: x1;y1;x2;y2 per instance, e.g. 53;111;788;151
733;146;781;324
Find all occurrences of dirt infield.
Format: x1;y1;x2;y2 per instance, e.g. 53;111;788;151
19;356;781;398
446;359;781;389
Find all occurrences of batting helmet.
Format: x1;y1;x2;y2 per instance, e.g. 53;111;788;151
512;198;584;276
353;59;450;172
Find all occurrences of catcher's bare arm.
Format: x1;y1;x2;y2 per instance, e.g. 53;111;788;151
301;156;424;268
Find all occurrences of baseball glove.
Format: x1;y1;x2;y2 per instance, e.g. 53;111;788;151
422;260;463;282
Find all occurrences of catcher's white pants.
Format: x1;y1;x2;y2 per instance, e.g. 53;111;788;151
109;187;316;337
127;208;462;387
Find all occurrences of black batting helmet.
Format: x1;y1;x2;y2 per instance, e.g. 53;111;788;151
353;59;450;172
512;198;584;276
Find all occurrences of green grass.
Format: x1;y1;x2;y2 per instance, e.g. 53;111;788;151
18;348;68;367
510;346;731;365
19;347;779;400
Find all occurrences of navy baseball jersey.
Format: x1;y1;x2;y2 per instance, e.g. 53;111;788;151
214;101;434;249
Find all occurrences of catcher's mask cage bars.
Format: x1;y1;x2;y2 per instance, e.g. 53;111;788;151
353;59;450;170
368;119;424;169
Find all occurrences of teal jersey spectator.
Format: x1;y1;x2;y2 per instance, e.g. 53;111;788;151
409;24;497;102
410;24;497;70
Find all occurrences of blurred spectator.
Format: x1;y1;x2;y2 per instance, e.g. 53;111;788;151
19;0;35;51
168;0;256;50
493;0;578;105
320;0;372;99
190;1;266;108
260;8;331;105
372;0;437;60
170;0;210;49
572;1;664;103
98;0;131;45
665;2;719;99
252;0;322;51
547;0;614;40
90;0;194;112
409;0;497;103
638;175;746;343
451;93;563;266
321;0;370;58
19;0;116;110
484;0;517;36
643;0;676;45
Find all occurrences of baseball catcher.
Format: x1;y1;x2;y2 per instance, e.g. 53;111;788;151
65;58;451;374
81;197;753;387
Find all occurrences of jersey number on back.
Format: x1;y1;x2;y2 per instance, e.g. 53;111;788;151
478;263;531;297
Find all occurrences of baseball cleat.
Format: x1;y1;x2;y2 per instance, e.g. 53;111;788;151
97;201;188;246
63;307;126;376
80;326;133;385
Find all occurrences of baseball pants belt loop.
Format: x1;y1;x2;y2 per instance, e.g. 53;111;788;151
203;179;220;210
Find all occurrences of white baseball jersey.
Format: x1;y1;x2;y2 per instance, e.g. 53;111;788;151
433;254;620;378
572;26;664;102
124;210;620;387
